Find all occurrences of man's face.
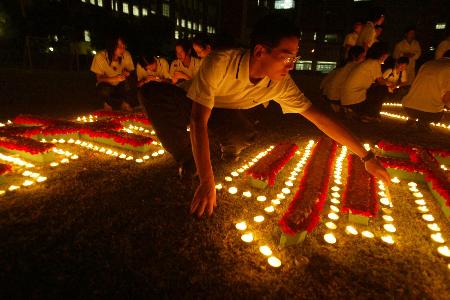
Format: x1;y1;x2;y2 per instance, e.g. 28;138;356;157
257;36;300;81
354;23;363;34
114;39;126;57
397;63;407;72
193;43;211;58
406;30;415;42
176;46;187;61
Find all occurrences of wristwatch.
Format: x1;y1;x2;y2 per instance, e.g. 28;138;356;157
361;150;376;162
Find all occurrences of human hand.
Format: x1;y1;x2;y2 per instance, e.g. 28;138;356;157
115;74;126;82
365;158;390;184
190;180;217;217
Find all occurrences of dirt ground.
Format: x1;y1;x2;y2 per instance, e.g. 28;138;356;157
0;68;449;299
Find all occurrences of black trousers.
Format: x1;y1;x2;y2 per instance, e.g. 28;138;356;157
344;85;388;117
139;82;256;165
96;80;132;110
404;107;443;127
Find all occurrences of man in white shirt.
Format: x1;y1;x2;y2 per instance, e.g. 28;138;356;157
402;50;450;130
140;16;390;217
382;56;409;93
90;36;135;111
343;22;362;60
136;55;171;87
170;39;202;84
435;36;450;59
356;8;385;52
393;27;421;85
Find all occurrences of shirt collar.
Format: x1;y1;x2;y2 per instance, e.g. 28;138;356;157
236;50;272;87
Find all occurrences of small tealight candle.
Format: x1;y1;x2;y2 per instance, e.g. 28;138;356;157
324;233;337;244
437;246;450;257
382;207;392;214
391;177;400;183
259;246;272;256
281;188;291;194
413;192;424;198
241;233;253;243
228;187;238;194
242;191;252;198
331;192;340;198
427;223;441;232
235;222;247;231
257;195;267;202
330;198;340;204
381;235;395;244
430;233;445;243
422;214;435;222
362;231;374;238
345;225;358;235
330;205;339;213
380;198;390;206
378;191;387;197
285;181;293;187
277;194;285;200
22;180;34;187
325;222;337;229
254;215;265;223
271;199;281;205
264;206;275;213
331;186;340;192
415;199;426;206
328;213;339;220
225;176;232;182
382;215;394;222
267;256;282;268
215;184;223;190
383;224;396;233
231;171;239;177
36;177;47;183
409;187;419;192
417;206;429;213
408;182;417;187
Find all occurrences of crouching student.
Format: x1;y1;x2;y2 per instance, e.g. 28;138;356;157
402;50;450;131
136;55;171;87
90;36;135;111
170;39;202;85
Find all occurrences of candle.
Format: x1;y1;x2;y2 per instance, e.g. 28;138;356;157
254;215;265;223
391;177;400;183
325;222;337;229
422;214;435;222
271;199;281;205
242;191;252;198
330;198;340;204
241;233;253;243
345;225;358;235
324;233;337;244
328;213;339;220
264;206;275;213
215;184;223;190
430;233;445;243
437;246;450;257
383;224;396;233
380;198;390;206
267;256;282;267
381;235;394;244
228;187;238;194
285;181;293;187
382;215;394;222
330;205;339;213
231;171;239;177
259;246;272;256
235;222;247;231
257;195;267;202
362;231;374;238
225;176;232;182
281;188;291;194
427;223;440;232
415;199;426;206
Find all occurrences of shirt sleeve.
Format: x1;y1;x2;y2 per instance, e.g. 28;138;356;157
186;52;228;109
274;75;312;114
124;51;135;71
160;59;171;79
90;53;105;75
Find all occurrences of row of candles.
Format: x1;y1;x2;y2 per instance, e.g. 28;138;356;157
380;112;450;131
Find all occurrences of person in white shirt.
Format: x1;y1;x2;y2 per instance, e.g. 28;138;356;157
382;56;409;93
90;36;135;111
136;55;171;87
435;35;450;59
343;22;362;60
341;42;395;122
170;39;202;84
402;50;450;131
356;8;385;52
393;27;421;85
321;46;366;113
192;34;213;59
139;15;390;217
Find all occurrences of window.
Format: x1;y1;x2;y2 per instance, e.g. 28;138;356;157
84;30;91;42
81;0;86;3
193;22;197;30
123;2;129;14
181;19;186;28
175;30;180;39
114;1;118;11
151;10;156;14
435;23;446;30
142;7;148;16
274;0;294;9
295;60;312;71
133;5;139;16
187;20;192;29
316;61;337;73
90;0;95;4
313;32;317;41
324;34;338;43
198;23;202;31
176;18;180;26
162;3;170;17
97;0;103;7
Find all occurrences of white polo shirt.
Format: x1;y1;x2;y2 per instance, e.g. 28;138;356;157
136;57;171;81
402;58;450;113
90;50;135;86
356;22;376;48
186;49;312;113
169;57;202;79
341;59;382;105
343;32;359;47
324;62;359;101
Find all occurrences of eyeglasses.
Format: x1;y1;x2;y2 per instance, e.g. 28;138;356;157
283;55;302;65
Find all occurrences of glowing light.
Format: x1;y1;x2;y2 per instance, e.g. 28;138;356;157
242;191;252;198
215;184;222;190
325;222;337;229
427;223;441;232
362;231;374;238
331;192;340;198
267;256;282;267
50;162;59;167
271;199;281;205
22;180;34;186
391;177;400;183
259;246;272;256
417;206;429;213
380;198;390;206
409;187;419;192
285;181;293;187
381;235;395;244
135;158;144;163
235;222;247;230
264;206;275;213
8;185;20;191
345;225;358;235
70;155;79;160
331;186;340;192
254;215;265;223
277;193;285;200
36;176;47;182
225;176;232;182
378;191;387;197
328;213;339;220
437;246;450;257
0;190;5;196
330;205;339;213
281;188;291;194
382;215;394;222
323;233;337;244
422;214;435;222
228;187;238;194
231;171;239;177
241;233;253;243
431;233;445;243
330;198;340;204
383;224;396;233
415;199;426;206
413;192;423;198
61;158;69;164
256;195;267;202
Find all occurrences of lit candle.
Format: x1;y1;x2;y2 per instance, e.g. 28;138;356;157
215;184;223;190
256;195;267;202
362;231;374;238
417;206;429;213
330;205;339;213
235;222;247;231
415;199;426;206
225;176;232;182
422;214;435;222
331;192;340;198
22;180;34;187
427;223;440;232
382;215;394;222
391;177;400;183
285;181;293;187
277;194;286;200
430;233;445;243
259;246;272;256
264;206;275;213
381;235;394;244
437;246;450;257
408;182;417;187
325;222;337;229
383;224;396;233
228;187;238;194
281;188;291;194
324;233;337;244
242;191;252;198
345;225;358;235
231;171;239;177
413;192;423;198
271;199;281;205
267;256;282;267
330;198;340;204
331;186;340;192
36;176;47;183
380;198;390;206
254;215;265;223
328;213;339;220
241;233;253;243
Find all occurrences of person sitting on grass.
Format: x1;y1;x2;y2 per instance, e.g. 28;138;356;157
341;42;395;123
321;45;366;113
402;50;450;132
382;56;409;94
136;54;171;88
90;36;135;111
139;15;390;217
170;39;202;85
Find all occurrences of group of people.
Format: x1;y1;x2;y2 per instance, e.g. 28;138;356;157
90;34;214;111
323;7;450;129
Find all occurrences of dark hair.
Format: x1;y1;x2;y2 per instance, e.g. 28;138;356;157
192;33;213;50
347;45;365;62
175;39;192;55
250;14;300;52
443;49;450;58
368;7;385;22
138;55;156;68
404;26;416;35
366;42;388;59
397;56;409;65
105;35;125;65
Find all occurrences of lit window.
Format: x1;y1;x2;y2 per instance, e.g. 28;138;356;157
133;5;139;16
97;0;103;7
90;0;95;5
313;32;317;40
324;34;337;43
151;10;156;14
142;8;148;16
181;19;186;27
175;30;179;39
198;24;202;31
176;18;180;26
162;3;170;17
84;30;91;42
316;61;337;73
193;22;197;30
123;2;129;14
274;0;295;9
436;23;446;30
114;1;118;11
187;20;192;29
81;0;86;3
295;60;312;71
